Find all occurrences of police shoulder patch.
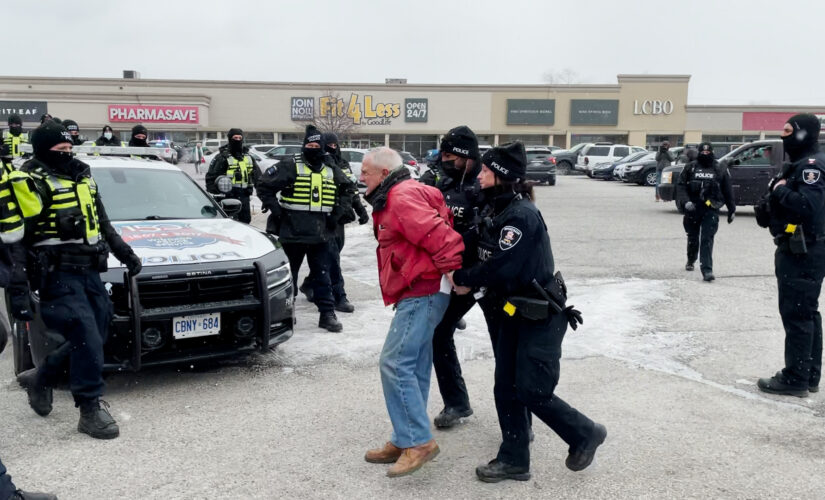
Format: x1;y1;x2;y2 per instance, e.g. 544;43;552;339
499;225;523;250
803;168;821;185
266;166;277;176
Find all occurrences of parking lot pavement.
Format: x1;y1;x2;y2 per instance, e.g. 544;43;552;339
1;175;824;499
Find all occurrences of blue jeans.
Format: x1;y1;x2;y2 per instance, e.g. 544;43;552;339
380;292;450;448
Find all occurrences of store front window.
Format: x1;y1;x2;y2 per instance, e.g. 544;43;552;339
244;132;276;144
646;135;684;149
571;134;628;146
476;134;494;146
341;134;386;149
389;134;438;158
499;134;547;146
278;133;303;145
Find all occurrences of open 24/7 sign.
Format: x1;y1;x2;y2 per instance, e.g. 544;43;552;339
405;98;428;123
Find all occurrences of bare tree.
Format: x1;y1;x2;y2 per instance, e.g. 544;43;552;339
306;90;361;139
542;68;581;84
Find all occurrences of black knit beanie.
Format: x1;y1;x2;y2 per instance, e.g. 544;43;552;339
31;121;72;156
440;125;479;160
483;142;527;182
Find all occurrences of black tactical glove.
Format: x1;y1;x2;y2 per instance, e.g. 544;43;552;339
125;254;142;276
326;214;338;231
563;305;583;331
727;212;735;224
358;212;370;225
9;292;35;321
0;144;10;157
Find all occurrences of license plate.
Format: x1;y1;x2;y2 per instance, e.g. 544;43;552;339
173;313;221;339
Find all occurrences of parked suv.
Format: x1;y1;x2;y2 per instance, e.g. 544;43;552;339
525;147;559;185
659;140;781;212
577;144;646;172
549;142;591;175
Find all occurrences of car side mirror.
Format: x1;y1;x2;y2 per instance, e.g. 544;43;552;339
220;198;242;216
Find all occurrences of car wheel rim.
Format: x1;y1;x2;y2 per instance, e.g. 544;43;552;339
646;172;657;186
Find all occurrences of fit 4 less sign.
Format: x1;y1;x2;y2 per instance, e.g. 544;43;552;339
302;94;428;125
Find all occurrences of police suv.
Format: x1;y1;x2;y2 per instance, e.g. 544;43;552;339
9;146;294;374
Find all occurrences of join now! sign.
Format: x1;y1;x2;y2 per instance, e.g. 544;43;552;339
108;105;199;123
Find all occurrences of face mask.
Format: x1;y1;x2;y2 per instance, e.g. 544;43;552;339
441;158;466;177
9;125;22;136
132;137;148;147
697;153;713;167
229;139;243;155
104;132;113;140
40;150;75;171
325;144;340;158
303;146;324;166
782;127;814;160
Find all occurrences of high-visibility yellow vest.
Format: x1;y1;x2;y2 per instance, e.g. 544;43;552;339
0;168;42;243
2;131;29;158
28;167;100;246
226;154;254;188
279;159;337;213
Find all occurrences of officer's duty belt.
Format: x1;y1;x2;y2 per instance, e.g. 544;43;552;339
773;234;825;246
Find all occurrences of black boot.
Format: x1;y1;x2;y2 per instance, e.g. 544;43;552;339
685;261;695;271
78;400;120;440
299;280;314;302
17;368;53;417
433;406;473;429
475;459;531;483
334;297;355;313
12;490;58;500
702;271;715;282
319;312;343;332
757;372;809;398
566;423;607;471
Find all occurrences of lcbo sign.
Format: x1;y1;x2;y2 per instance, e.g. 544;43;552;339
108;105;199;123
633;99;674;116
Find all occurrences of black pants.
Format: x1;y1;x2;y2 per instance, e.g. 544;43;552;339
489;310;594;468
0;456;15;500
233;193;252;224
432;292;477;411
302;227;346;302
35;270;112;407
776;243;825;388
683;208;719;273
283;241;335;314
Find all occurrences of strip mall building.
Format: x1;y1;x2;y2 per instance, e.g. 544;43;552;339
1;74;821;157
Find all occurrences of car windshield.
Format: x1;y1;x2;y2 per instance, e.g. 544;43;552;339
568;143;589;153
616;151;647;164
93;167;221;221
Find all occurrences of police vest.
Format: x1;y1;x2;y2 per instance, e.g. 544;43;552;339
688;163;724;209
226;154;254;188
279;159;337;213
2;131;29;157
29;169;100;247
0;169;42;243
436;172;482;233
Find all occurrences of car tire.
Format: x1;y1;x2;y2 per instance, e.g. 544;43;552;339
548;176;556;186
12;320;34;376
644;169;658;186
557;161;572;175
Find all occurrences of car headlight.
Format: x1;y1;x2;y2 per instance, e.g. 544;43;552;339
661;172;673;184
266;263;291;290
629;165;643;171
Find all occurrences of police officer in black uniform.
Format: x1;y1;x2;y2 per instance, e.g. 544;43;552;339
420;126;487;428
677;141;736;281
755;113;825;398
15;121;142;439
128;124;149;147
450;142;606;482
298;132;368;312
205;128;261;224
61;120;84;146
256;125;353;332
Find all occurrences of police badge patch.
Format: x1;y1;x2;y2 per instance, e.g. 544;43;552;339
803;168;821;184
499;225;523;250
266;166;277;176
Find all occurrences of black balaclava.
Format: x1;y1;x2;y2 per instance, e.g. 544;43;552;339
31;121;75;173
440;125;480;177
696;142;714;167
322;132;341;160
782;113;821;162
302;125;325;168
7;114;23;136
130;124;149;147
62;120;84;145
227;128;244;157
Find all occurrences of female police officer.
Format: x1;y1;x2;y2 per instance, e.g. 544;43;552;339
448;142;607;482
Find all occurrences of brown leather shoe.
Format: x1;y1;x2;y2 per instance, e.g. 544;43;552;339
386;439;440;477
365;441;403;464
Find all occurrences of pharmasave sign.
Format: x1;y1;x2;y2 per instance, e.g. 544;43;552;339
0;100;48;122
291;93;427;125
507;99;555;125
108;105;199;124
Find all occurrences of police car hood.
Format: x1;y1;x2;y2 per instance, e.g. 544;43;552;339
106;219;276;267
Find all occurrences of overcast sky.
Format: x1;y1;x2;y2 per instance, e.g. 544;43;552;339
6;0;823;106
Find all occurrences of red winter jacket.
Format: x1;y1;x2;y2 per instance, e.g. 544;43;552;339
372;179;464;306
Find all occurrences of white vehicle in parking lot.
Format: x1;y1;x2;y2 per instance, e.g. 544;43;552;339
576;144;646;172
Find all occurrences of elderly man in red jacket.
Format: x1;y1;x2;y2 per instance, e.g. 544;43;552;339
360;147;464;478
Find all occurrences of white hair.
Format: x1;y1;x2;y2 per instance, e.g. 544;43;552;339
364;147;403;172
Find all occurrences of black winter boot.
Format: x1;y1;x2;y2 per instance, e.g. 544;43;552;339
319;312;343;332
334;297;355;313
17;368;53;417
566;423;607;471
12;490;58;500
757;372;809;397
475;459;531;483
299;279;314;302
78;400;120;440
433;406;473;428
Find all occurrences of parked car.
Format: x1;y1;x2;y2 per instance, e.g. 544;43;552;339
148;140;179;164
590;151;649;180
7;155;294;375
576;144;646;173
398;151;420;175
248;144;278;156
659;140;782;213
621;152;659;185
525;147;558;185
264;144;304;164
200;139;225;154
549;142;592;175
